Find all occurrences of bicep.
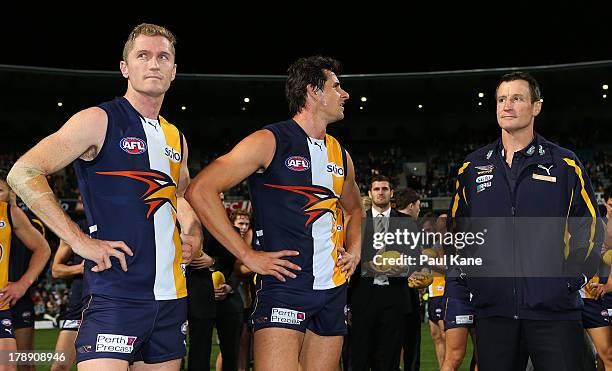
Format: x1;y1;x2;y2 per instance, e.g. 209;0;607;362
177;135;191;197
17;107;107;175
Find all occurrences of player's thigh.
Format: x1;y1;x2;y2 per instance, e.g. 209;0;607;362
445;327;469;355
14;328;33;351
51;330;78;371
131;359;181;371
78;358;129;371
0;339;17;371
254;327;303;371
299;329;343;371
587;326;612;360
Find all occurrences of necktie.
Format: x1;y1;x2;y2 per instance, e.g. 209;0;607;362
375;214;386;234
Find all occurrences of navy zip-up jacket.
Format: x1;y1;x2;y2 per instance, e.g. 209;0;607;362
449;133;603;320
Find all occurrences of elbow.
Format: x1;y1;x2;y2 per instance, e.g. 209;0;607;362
6;165;19;191
51;266;60;279
184;181;197;206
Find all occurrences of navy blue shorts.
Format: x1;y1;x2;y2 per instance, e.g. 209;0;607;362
444;296;475;330
0;310;14;339
61;296;87;331
582;298;612;329
251;281;347;336
10;295;34;329
428;296;446;323
75;294;187;364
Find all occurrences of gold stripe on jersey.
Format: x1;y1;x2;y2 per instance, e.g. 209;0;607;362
0;202;12;310
160;116;187;298
325;134;347;287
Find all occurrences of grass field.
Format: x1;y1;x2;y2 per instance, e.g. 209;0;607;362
32;324;473;370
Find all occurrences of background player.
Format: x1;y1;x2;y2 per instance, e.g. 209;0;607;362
0;175;51;371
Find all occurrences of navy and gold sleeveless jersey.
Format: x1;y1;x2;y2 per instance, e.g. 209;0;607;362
0;202;13;310
248;120;347;290
9;212;45;283
73;97;185;301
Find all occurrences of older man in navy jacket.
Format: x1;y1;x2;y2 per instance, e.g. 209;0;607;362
448;72;604;371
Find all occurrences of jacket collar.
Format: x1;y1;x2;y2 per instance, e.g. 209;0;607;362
487;132;553;166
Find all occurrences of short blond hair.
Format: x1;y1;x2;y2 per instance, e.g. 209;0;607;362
122;23;176;61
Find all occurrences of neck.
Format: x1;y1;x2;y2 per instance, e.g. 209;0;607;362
501;125;534;165
293;112;327;140
372;204;390;214
124;88;164;120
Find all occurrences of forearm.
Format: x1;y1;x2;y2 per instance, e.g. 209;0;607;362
185;185;251;262
51;263;82;279
177;197;203;240
344;211;362;258
8;163;87;247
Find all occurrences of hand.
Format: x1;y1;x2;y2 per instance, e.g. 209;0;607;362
71;236;133;273
74;260;85;275
242;249;301;282
0;280;29;307
592;281;612;300
180;232;199;264
214;284;232;301
336;247;359;278
190;251;214;270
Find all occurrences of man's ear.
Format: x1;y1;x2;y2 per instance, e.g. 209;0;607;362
306;84;319;100
120;61;129;79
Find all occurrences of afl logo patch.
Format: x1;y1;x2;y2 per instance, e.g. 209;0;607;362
285;156;310;172
0;220;5;228
120;137;147;155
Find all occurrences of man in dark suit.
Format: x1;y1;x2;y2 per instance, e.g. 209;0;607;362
348;175;416;371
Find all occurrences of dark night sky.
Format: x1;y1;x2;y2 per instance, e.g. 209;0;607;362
4;7;611;75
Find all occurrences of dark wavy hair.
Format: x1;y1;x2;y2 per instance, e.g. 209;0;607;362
285;56;342;116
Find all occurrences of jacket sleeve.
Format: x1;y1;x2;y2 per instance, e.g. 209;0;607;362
447;161;471;235
563;156;604;278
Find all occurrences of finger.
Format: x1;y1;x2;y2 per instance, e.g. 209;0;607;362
273;265;297;279
113;250;128;272
268;269;286;282
274;250;299;258
103;255;112;271
91;265;100;272
110;241;134;256
276;259;301;272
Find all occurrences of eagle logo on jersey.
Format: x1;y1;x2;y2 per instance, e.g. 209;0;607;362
96;170;177;219
265;184;339;226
